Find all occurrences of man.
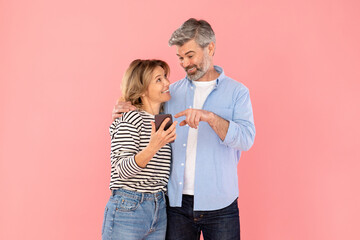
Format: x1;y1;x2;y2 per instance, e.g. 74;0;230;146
112;18;255;240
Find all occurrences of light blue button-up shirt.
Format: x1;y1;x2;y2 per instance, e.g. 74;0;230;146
164;66;255;211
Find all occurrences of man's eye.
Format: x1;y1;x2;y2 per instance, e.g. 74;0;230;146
188;55;193;59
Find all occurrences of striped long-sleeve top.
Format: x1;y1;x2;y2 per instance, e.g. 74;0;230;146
109;110;171;193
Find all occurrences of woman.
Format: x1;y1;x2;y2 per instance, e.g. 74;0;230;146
102;59;177;240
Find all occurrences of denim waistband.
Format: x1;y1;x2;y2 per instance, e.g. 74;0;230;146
111;188;165;201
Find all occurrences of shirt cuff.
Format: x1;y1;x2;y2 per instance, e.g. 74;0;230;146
126;156;144;174
220;120;236;146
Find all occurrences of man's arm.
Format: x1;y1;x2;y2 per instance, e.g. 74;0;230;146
222;89;255;151
174;89;255;150
174;109;229;141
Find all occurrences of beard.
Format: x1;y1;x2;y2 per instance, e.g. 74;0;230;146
185;56;211;81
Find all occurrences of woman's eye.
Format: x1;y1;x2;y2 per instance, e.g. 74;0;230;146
156;78;161;82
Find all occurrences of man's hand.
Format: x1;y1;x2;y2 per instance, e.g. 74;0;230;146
112;99;137;120
174;109;214;129
174;108;229;141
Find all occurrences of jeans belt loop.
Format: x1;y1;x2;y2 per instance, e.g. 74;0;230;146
140;193;144;203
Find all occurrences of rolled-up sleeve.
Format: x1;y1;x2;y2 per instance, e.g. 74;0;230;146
222;88;255;151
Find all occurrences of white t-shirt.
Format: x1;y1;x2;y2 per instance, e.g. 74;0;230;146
182;79;217;195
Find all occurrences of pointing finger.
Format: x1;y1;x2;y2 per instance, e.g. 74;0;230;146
174;110;187;118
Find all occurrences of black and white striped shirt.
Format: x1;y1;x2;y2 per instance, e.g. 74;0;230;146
109;110;171;193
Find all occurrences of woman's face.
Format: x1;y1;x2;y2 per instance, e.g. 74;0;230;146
143;66;171;105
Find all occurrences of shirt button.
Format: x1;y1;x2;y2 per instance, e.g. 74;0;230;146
189;106;192;108
179;182;182;185
190;87;193;90
183;144;186;147
181;163;184;166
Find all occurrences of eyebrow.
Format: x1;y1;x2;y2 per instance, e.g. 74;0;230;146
176;50;195;57
154;74;162;79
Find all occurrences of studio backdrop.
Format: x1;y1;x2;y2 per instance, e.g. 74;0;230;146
1;0;359;240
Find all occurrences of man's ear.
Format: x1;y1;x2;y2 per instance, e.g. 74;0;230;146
207;42;216;56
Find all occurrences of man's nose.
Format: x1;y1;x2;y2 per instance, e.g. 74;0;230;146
182;58;190;68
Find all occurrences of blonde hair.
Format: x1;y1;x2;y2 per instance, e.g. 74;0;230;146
121;59;170;109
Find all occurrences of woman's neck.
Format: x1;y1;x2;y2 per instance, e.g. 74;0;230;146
141;102;160;115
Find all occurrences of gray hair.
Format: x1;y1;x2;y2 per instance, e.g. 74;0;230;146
168;18;216;48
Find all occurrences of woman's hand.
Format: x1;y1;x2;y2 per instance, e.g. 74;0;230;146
148;118;177;151
135;118;177;168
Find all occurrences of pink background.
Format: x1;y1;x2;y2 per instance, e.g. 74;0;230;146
1;0;359;239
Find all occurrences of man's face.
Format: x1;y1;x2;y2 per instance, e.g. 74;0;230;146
176;39;212;81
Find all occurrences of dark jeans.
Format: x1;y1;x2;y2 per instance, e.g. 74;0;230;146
166;195;240;240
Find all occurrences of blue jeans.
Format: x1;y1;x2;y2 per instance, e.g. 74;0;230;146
102;188;167;240
166;195;240;240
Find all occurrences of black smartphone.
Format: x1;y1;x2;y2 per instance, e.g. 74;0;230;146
155;114;173;131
